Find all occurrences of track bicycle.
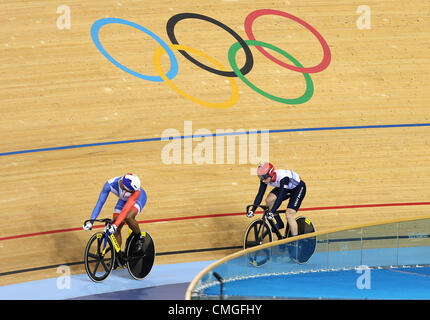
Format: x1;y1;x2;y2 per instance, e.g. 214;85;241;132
243;204;316;264
83;218;155;282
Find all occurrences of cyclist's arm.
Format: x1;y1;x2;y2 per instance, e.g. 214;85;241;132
252;181;267;211
270;177;290;213
113;190;142;227
90;182;111;220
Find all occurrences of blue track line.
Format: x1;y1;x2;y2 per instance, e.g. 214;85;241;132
1;123;429;157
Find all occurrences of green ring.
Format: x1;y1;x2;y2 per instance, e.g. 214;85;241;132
228;40;314;105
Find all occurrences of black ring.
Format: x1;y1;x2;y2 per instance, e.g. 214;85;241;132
166;13;254;77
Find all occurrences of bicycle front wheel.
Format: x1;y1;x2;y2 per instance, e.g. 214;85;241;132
84;232;115;282
243;219;273;249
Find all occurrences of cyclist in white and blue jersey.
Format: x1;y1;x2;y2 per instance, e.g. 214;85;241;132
247;163;306;237
83;173;147;267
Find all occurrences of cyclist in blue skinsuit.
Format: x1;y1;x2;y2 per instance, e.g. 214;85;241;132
83;173;147;267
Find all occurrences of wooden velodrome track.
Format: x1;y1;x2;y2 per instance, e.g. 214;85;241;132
1;0;429;287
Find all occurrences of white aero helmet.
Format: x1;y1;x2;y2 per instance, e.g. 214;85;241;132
122;173;141;192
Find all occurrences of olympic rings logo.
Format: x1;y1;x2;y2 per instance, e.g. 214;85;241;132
91;9;331;109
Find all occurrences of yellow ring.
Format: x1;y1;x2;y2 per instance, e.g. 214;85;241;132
152;44;239;109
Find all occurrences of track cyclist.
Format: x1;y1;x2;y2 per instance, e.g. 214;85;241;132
248;163;306;237
83;173;148;268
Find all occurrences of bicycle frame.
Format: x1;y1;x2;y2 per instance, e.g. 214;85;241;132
246;204;287;240
85;219;121;255
105;232;121;254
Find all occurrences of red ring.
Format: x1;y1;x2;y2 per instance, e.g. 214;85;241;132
244;9;331;74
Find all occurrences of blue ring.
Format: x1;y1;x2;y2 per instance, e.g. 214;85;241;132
91;18;179;82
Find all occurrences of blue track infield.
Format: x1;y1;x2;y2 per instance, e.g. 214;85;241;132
0;260;215;300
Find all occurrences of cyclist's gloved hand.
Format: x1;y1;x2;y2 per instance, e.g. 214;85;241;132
246;210;254;218
267;212;274;220
83;221;93;231
105;223;117;234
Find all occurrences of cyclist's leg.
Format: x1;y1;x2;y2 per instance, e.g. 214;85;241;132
266;188;290;229
124;207;140;235
285;181;306;236
123;197;144;233
112;199;129;267
285;208;298;236
124;203;146;252
265;191;276;209
266;189;285;229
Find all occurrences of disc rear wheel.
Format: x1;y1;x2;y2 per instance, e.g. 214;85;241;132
126;232;156;280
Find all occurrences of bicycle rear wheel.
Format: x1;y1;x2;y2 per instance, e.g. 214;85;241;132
286;217;317;264
84;232;115;282
243;219;273;249
125;231;155;280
